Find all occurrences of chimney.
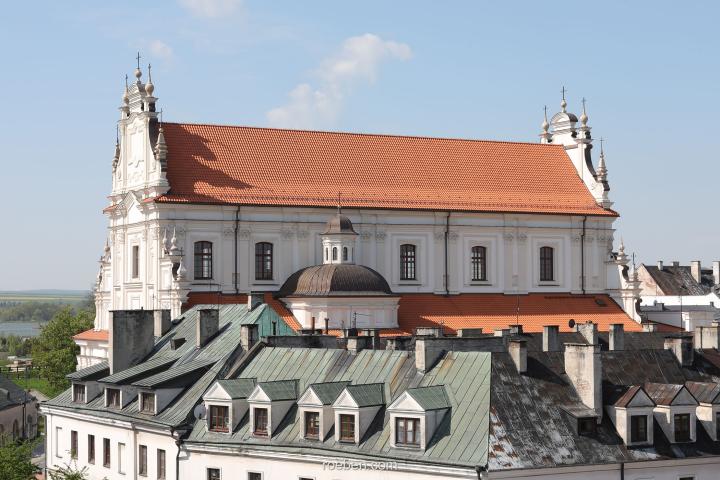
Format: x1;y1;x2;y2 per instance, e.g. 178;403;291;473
657;260;664;271
691;261;702;283
608;324;624;351
664;335;694;367
643;322;658;333
153;309;171;338
494;328;511;337
564;343;603;420
457;328;484;338
712;261;720;286
509;339;527;374
415;338;445;373
196;309;220;348
248;292;264;311
310;316;316;333
346;335;372;354
240;324;259;350
509;324;523;335
109;310;155;374
324;318;329;335
672;261;680;268
695;324;720;349
543;325;560;352
577;321;598;345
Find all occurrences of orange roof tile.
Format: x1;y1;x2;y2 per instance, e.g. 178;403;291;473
152;123;616;217
396;293;641;335
264;293;302;331
73;329;109;342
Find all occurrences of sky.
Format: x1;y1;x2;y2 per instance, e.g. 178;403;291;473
0;1;718;290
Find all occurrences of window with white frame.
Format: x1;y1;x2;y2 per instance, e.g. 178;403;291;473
72;383;86;403
140;392;156;414
539;246;554;282
395;417;421;447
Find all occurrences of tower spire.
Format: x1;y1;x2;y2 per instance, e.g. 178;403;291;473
539;105;552;143
560;86;568;112
134;52;142;80
145;63;155;96
580;97;588;126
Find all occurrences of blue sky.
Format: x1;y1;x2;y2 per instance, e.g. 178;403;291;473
1;1;718;290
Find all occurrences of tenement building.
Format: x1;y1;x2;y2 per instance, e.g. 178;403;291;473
74;64;643;367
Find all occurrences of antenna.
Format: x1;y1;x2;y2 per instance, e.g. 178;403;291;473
193;404;206;420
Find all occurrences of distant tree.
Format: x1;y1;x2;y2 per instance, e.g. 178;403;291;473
31;307;93;392
0;438;39;480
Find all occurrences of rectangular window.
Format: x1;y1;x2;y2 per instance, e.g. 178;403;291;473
70;430;78;459
157;449;166;480
194;241;213;280
103;438;111;468
471;246;487;281
132;245;140;279
630;415;647;443
55;427;62;457
253;408;268;436
107;388;121;408
339;414;355;442
118;442;125;474
675;413;691;442
209;405;229;433
207;468;221;480
73;383;86;403
247;473;262;480
400;244;416;280
396;417;421;446
138;445;147;476
254;242;273;280
140;392;156;414
88;434;95;464
304;411;320;440
540;246;554;282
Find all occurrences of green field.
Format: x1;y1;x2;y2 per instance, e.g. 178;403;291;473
0;290;89;304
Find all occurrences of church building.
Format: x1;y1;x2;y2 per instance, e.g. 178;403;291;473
74;64;642;367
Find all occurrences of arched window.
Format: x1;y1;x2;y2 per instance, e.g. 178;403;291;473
332;247;338;261
343;247;348;262
540;246;554;282
255;242;273;280
471;246;487;281
400;244;417;280
325;248;329;261
193;241;213;280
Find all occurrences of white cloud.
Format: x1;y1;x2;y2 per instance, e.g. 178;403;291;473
178;0;243;18
266;33;412;129
149;40;174;61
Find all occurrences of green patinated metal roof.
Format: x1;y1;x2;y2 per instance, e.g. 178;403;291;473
186;347;491;469
405;385;451;411
308;381;350;405
345;383;384;407
99;356;179;385
217;378;256;399
132;358;216;388
66;361;109;381
258;380;298;401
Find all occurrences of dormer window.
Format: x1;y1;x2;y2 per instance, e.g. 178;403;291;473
395;417;420;447
73;384;86;403
209;405;229;433
304;411;320;440
630;415;647;443
675;413;691;442
253;408;268;436
140;392;156;414
577;417;596;436
339;414;355;442
106;388;121;409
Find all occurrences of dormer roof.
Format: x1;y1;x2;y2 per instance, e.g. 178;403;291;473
99;356;178;385
66;361;109;381
604;385;655;408
685;381;720;405
338;383;385;408
304;381;350;405
132;358;216;389
216;378;257;399
644;382;698;406
404;385;451;411
250;380;299;402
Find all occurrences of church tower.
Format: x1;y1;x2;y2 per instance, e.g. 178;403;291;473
540;91;612;209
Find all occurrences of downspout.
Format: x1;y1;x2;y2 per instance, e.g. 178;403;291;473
445;212;451;296
581;216;587;294
620;461;624;480
172;428;181;480
234;207;240;294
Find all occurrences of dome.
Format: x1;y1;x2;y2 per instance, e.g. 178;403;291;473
322;213;357;235
278;264;393;297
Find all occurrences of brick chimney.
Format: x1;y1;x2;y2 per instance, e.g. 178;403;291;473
197;309;220;348
543;325;560;352
109;310;155;374
564;343;603;420
509;339;527;374
691;261;702;283
609;324;624;351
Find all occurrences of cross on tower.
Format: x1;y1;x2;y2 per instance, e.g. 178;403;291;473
543;105;548;118
581;97;587;109
561;86;567;100
136;52;141;69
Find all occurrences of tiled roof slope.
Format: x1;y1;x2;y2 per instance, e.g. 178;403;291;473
154;123;616;217
397;293;641;334
73;329;108;342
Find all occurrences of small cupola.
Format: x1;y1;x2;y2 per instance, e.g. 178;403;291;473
604;385;655;446
247;380;299;439
297;381;350;441
321;206;358;265
203;378;257;434
387;385;451;450
332;383;385;444
685;381;720;440
644;382;698;443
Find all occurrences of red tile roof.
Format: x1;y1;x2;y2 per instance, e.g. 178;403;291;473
151;123;616;217
73;329;109;342
395;293;641;335
184;292;303;331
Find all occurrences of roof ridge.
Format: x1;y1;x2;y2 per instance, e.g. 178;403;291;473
163;121;565;148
